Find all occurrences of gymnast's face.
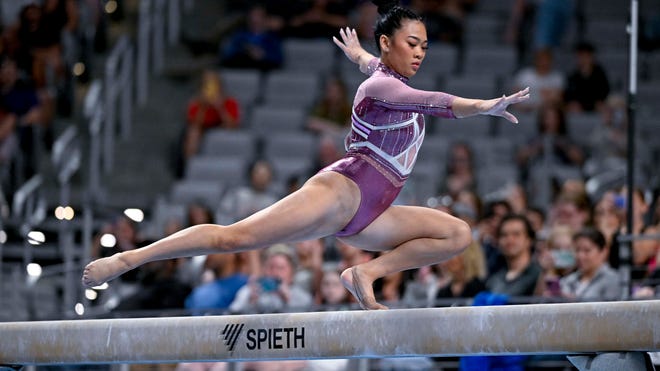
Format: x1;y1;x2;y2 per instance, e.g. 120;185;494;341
380;19;427;78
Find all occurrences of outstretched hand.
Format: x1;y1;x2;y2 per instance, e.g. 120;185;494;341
480;87;530;123
332;27;365;65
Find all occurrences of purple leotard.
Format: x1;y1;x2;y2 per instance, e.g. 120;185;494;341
320;58;457;237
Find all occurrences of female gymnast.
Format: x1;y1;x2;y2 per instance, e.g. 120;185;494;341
83;0;530;310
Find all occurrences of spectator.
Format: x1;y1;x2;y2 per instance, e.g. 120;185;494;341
532;0;574;51
506;0;574;64
352;0;380;42
285;0;350;39
547;188;592;231
229;244;313;313
505;183;529;215
560;227;622;301
584;94;627;175
0;108;18;191
0;55;47;180
525;206;547;240
14;2;76;89
633;210;660;298
312;134;344;173
477;200;512;276
410;0;466;47
564;41;610;113
485;214;542;297
220;4;283;71
511;48;564;111
184;252;249;315
217;158;279;222
402;265;446;307
217;158;279;276
441;141;476;199
176;69;241;176
505;0;536;68
293;238;325;294
435;241;486;300
317;267;352;309
610;188;658;280
535;225;576;297
516;103;584;181
593;190;623;251
306;75;352;137
12;2;75;117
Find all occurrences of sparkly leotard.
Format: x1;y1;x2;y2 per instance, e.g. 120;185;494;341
320;58;457;237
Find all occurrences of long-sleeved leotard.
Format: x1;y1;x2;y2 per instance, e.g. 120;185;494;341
320;58;457;237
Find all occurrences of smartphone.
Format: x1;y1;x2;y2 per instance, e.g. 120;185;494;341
258;277;281;292
551;250;576;269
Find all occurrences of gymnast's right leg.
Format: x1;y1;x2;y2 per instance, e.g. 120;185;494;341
82;172;360;287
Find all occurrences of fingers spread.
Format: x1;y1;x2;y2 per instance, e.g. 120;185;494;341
504;111;518;124
332;36;344;49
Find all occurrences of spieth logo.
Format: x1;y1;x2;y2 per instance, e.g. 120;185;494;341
222;324;245;351
221;324;306;352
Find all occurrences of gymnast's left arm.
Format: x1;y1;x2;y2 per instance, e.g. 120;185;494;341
363;78;530;123
452;87;530;123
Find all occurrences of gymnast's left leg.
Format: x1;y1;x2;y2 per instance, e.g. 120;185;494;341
339;205;472;310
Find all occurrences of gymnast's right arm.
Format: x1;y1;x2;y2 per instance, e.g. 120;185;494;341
333;27;377;75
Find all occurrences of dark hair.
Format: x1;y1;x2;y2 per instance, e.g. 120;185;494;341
371;0;423;53
573;227;607;251
496;213;536;241
246;158;273;179
482;200;512;220
574;41;596;54
526;206;546;223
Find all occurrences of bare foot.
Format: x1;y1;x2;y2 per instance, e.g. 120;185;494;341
340;266;388;310
81;253;133;288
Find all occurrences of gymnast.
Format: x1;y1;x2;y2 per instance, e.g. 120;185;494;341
83;0;530;310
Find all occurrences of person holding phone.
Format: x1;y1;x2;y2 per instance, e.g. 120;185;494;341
228;245;312;313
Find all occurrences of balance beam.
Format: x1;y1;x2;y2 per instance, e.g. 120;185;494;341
1;300;658;365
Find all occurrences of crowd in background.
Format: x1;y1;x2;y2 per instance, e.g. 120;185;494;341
0;0;107;201
84;0;660;314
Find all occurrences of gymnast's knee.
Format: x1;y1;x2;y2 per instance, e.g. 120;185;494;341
451;219;472;255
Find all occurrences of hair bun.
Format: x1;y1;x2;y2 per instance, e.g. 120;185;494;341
372;0;399;16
